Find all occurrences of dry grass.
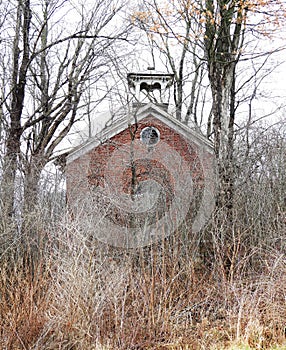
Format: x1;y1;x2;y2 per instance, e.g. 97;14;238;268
0;216;285;350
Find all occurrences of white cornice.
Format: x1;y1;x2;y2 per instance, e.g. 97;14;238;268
67;103;213;164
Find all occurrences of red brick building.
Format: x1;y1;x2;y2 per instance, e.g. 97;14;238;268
66;71;216;248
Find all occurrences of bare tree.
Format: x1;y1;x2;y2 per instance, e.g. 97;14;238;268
202;0;286;223
235;119;286;239
132;0;210;126
0;0;131;220
132;0;286;224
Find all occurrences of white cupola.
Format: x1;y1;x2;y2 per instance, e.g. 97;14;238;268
127;68;174;111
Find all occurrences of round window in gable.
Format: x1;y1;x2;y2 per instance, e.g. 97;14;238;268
140;126;160;146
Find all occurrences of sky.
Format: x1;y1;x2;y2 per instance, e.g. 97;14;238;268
50;0;286;156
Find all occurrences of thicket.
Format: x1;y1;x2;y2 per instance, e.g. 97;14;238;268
0;123;285;350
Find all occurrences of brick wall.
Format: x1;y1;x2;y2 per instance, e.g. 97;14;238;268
66;114;213;238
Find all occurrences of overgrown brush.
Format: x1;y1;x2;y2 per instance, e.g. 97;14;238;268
0;212;285;349
1;134;286;349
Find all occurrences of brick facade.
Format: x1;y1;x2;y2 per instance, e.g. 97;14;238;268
66;107;215;248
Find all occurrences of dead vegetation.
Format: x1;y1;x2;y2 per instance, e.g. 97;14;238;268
0;212;285;350
0;125;285;349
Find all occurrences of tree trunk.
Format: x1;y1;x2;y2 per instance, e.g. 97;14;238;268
209;63;235;226
23;155;46;214
1;0;31;219
204;0;246;225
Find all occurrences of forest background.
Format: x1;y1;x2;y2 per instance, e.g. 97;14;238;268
0;0;286;349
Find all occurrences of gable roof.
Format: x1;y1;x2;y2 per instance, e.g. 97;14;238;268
66;103;213;164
